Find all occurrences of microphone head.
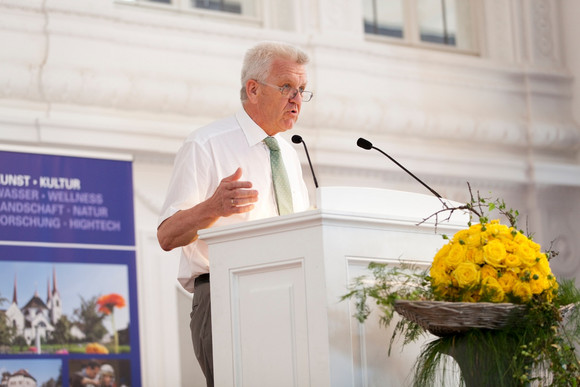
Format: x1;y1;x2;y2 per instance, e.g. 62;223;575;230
357;137;373;150
291;135;303;144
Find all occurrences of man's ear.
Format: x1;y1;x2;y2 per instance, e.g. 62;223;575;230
246;79;259;102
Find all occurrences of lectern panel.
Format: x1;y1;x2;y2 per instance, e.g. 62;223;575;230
231;260;310;387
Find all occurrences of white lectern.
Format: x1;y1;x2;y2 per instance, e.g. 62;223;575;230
200;187;468;387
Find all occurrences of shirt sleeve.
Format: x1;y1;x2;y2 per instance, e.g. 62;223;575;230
157;139;214;227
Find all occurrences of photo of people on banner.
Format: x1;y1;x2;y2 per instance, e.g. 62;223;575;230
0;358;132;387
68;358;132;387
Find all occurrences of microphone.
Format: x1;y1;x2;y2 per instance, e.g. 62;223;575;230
357;137;442;199
292;135;319;188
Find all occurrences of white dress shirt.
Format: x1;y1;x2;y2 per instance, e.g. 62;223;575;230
158;108;310;292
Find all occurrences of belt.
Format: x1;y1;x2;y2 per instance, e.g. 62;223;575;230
195;273;210;286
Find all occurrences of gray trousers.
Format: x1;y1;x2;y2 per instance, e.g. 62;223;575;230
190;279;213;387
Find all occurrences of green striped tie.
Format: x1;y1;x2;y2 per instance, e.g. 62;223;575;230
264;136;294;215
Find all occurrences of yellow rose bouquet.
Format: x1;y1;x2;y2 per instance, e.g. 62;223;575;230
430;220;558;305
342;186;580;386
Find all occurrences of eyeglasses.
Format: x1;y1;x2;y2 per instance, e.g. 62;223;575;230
259;81;314;102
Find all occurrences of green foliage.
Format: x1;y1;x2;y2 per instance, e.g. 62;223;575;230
415;330;525;387
0;317;15;347
0;293;14;347
12;335;27;351
50;315;73;345
73;295;107;342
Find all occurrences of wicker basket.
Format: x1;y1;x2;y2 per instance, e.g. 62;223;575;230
394;300;526;337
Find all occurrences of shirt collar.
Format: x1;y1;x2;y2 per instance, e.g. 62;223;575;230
236;108;270;147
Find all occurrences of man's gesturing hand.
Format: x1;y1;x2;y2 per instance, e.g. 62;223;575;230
157;168;258;250
212;167;258;217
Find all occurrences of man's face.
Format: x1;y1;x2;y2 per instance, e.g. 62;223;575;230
86;366;100;379
253;58;308;136
101;374;114;385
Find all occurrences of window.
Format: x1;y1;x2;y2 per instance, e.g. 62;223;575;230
120;0;257;18
193;0;242;14
363;0;477;52
363;0;404;38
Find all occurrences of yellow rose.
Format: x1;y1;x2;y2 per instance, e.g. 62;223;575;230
483;239;506;267
502;239;518;254
467;228;484;248
528;239;541;252
461;291;481;303
480;264;498;280
485;221;511;241
512;281;533;302
469;223;484;233
432;243;451;270
453;229;471;244
498;271;518;293
514;232;540;267
484;220;501;235
433;243;451;261
430;264;451;287
534;255;552;277
445;243;466;268
528;267;549;295
452;262;481;289
514;239;538;267
513;232;529;245
504;253;521;268
465;247;484;265
467;223;483;238
430;261;445;277
481;277;505;302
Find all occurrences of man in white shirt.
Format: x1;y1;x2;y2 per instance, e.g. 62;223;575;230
157;41;313;387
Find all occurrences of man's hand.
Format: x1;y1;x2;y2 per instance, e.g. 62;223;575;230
210;167;259;217
157;167;258;251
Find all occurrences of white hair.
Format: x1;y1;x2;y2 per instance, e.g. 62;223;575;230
240;41;309;101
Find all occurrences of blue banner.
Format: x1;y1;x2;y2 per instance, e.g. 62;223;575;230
0;150;135;246
0;148;141;387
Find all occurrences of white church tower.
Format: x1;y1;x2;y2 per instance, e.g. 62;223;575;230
4;275;24;335
47;267;62;325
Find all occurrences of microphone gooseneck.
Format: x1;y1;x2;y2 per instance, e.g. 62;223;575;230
357;137;442;199
292;135;319;188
